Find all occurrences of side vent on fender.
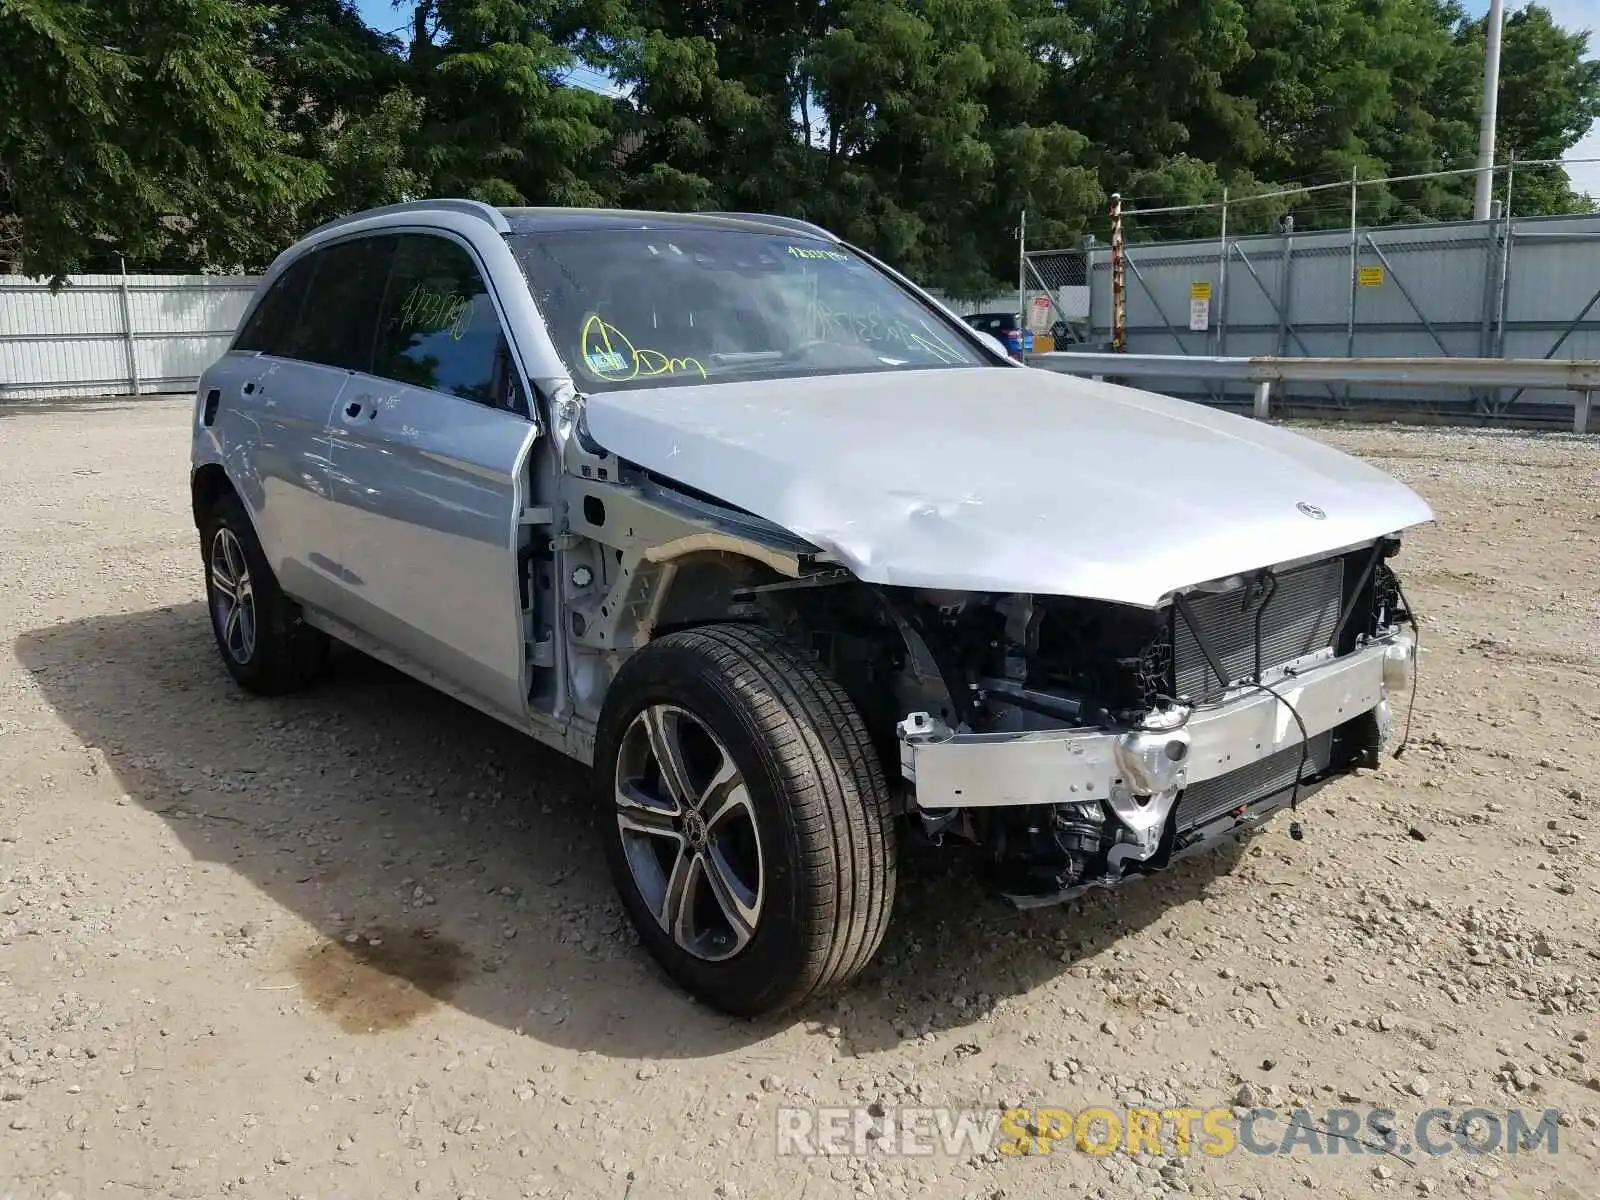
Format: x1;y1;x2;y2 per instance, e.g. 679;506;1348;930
202;388;222;427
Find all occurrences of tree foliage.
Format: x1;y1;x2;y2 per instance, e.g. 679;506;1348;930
0;0;325;279
3;0;1598;290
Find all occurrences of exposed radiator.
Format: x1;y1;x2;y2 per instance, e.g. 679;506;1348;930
1176;731;1334;831
1174;557;1345;701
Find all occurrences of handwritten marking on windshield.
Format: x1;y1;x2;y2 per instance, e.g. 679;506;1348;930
804;300;967;363
787;246;851;261
909;334;967;364
579;314;708;382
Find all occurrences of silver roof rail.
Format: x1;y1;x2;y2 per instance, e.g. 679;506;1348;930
304;199;511;239
705;212;840;242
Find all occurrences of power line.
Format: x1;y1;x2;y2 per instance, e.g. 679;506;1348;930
1120;156;1600;219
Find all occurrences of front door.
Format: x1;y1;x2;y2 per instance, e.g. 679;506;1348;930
324;231;539;724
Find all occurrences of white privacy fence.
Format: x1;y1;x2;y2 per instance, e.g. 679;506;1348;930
0;273;1012;404
0;273;260;401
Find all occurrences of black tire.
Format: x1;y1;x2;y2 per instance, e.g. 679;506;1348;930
594;623;897;1016
199;490;330;695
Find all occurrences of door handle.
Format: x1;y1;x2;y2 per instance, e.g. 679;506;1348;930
342;395;379;422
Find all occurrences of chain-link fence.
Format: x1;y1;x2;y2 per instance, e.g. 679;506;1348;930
1016;250;1090;349
1022;157;1600;420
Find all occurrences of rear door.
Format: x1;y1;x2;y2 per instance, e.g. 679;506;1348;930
323;231;538;724
220;241;389;615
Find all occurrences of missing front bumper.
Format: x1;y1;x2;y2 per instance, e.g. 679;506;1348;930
897;633;1403;811
1000;771;1335;910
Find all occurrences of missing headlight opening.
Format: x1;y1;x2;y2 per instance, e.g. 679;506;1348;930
861;540;1419;908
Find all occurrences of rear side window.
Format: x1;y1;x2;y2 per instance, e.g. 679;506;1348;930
233;256;315;354
372;234;505;403
279;235;397;371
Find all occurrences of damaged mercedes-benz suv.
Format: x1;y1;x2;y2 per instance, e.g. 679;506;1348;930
191;201;1430;1017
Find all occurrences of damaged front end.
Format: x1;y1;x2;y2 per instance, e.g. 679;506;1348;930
887;538;1418;907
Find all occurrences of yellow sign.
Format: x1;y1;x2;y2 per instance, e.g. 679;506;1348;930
1358;266;1384;287
1189;281;1212;300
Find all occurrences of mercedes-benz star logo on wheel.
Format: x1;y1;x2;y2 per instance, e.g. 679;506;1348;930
1297;501;1327;519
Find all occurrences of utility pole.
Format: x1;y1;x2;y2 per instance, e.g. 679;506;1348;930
1017;209;1026;324
1473;0;1506;221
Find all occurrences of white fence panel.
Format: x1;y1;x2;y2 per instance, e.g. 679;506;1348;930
0;274;260;401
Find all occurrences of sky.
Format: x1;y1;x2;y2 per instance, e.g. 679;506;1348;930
351;0;1600;197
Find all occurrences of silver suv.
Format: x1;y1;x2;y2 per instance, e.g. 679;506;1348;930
190;200;1429;1016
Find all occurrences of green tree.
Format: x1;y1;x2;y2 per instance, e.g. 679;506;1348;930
0;0;325;279
1482;4;1600;214
602;0;822;215
405;0;616;206
12;0;1599;289
1038;1;1600;236
1047;0;1253;189
254;0;421;228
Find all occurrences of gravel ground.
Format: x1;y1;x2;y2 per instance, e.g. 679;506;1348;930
1;398;1597;1200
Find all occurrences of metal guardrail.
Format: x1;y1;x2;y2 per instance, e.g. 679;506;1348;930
1026;352;1598;432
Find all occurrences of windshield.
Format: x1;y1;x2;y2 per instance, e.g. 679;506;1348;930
507;227;985;391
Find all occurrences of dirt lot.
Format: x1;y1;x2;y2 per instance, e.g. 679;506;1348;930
1;397;1597;1200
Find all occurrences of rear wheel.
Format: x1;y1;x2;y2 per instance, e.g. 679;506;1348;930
594;623;897;1016
199;491;329;694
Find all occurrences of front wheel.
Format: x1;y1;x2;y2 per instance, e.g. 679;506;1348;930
594;623;897;1016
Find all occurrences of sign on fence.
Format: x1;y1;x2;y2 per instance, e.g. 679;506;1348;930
1188;281;1212;331
1358;266;1385;287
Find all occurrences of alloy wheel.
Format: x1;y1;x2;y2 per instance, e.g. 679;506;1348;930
209;526;257;665
614;704;765;962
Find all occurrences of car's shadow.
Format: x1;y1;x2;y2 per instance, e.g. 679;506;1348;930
16;603;1255;1060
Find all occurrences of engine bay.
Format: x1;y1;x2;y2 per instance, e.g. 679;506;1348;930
740;536;1416;906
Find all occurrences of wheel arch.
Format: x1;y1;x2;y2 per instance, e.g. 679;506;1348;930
650;550;785;635
190;462;240;531
648;564;941;789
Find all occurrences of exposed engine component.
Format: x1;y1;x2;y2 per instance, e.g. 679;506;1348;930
762;546;1409;909
1053;800;1107;881
889;587;1171;726
1029;595;1172;717
982;790;1183;899
1371;560;1406;633
983;803;1108;897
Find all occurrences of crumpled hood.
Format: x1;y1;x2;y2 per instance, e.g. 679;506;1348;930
582;367;1434;607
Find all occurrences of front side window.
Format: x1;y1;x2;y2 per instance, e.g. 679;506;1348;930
507;228;986;392
373;234;508;405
